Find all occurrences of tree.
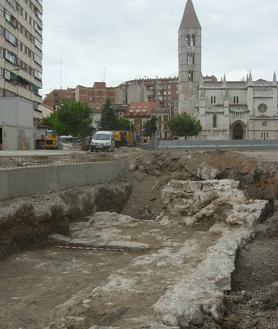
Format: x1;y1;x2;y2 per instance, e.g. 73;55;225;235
168;113;202;139
99;100;118;130
43;100;92;137
116;117;132;131
143;117;158;137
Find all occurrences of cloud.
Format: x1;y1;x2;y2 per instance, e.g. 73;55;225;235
42;0;278;94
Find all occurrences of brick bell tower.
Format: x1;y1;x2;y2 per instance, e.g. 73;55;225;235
178;0;202;115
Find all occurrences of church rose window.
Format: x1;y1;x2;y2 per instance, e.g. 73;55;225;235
258;104;267;113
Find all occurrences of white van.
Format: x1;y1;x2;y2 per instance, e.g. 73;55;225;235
90;131;115;152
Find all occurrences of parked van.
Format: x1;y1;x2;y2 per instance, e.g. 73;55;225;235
90;131;115;152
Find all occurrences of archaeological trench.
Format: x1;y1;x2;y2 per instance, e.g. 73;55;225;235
1;150;278;329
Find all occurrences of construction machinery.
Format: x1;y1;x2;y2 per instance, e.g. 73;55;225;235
113;130;134;147
36;129;58;150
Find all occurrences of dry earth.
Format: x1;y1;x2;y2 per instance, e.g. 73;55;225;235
0;150;278;329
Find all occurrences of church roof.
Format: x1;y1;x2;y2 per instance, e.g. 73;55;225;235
179;0;201;31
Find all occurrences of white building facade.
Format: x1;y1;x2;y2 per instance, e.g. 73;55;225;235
0;97;34;150
179;0;278;140
0;0;43;150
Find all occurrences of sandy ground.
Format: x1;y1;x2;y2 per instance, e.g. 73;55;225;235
0;212;218;329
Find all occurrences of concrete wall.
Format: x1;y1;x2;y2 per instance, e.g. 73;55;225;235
0;160;127;201
127;84;148;104
0;97;35;150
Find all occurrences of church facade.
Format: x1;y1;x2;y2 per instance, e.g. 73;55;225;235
178;0;278;140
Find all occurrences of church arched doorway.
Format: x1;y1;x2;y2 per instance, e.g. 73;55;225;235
232;122;244;140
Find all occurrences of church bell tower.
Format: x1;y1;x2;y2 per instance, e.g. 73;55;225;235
178;0;202;114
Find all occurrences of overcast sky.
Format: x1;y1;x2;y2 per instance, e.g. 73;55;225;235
42;0;278;95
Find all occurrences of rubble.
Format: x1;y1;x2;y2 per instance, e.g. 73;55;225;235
161;179;267;226
153;179;268;327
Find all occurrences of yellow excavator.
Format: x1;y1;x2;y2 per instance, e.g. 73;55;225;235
113;130;134;147
37;130;58;150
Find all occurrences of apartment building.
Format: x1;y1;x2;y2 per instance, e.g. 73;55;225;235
44;83;118;112
75;82;117;112
124;102;158;142
118;77;179;109
43;88;75;109
0;0;43;105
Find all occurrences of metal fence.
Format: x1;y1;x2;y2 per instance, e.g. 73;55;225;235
0;153;114;169
159;139;278;151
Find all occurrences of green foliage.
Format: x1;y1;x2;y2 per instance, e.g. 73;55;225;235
42;100;92;137
168;113;202;139
99;100;118;130
143;117;158;137
100;101;133;131
117;117;132;131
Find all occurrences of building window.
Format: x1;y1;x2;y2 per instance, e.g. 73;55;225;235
0;67;4;79
262;132;269;140
211;96;216;104
34;69;42;81
213;114;217;128
191;34;195;46
233;96;239;104
34;53;42;66
186;34;195;47
188;71;194;82
4;49;17;64
186;34;191;47
4;29;17;46
4;9;17;28
34;37;42;51
187;52;195;65
6;0;16;11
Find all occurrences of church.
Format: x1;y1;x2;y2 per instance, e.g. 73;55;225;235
178;0;278;140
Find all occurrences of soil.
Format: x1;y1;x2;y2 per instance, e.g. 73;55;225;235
222;212;278;329
121;150;278;328
1;150;278;328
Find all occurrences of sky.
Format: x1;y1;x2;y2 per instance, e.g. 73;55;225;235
42;0;278;95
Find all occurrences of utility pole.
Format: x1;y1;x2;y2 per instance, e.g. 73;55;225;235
103;68;106;82
60;60;63;89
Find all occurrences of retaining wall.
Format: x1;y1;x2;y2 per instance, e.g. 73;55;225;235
0;160;126;200
159;139;278;150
